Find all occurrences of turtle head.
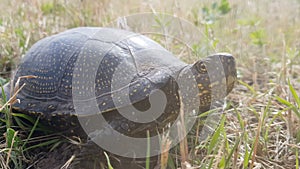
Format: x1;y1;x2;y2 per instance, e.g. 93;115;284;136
190;53;237;110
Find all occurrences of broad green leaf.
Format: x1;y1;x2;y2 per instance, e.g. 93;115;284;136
6;128;21;148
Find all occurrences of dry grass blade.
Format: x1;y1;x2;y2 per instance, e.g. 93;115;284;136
0;75;37;112
177;122;187;169
66;136;83;146
60;155;75;169
13;75;37;93
160;131;172;169
250;109;263;169
0;154;8;169
177;100;189;169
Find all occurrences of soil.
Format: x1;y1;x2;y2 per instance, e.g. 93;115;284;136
31;141;159;169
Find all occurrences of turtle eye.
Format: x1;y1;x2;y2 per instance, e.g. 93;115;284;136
195;62;207;74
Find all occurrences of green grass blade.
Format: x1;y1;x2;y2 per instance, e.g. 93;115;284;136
236;110;244;130
12;113;36;124
219;156;225;169
207;125;221;154
1;85;7;103
198;109;218;118
287;80;300;119
13;116;32;130
22;116;40;150
243;145;250;168
167;155;176;169
288;79;300;107
104;152;114;169
49;140;62;152
241;128;250;168
225;136;240;168
238;80;257;95
1;84;11;129
23;138;60;151
207;114;225;154
275;96;293;107
275;95;300;119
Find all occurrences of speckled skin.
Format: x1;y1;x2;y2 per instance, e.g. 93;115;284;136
3;27;236;137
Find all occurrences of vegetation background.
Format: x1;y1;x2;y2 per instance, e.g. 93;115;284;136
0;0;299;168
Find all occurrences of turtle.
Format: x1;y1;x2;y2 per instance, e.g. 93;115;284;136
1;27;236;168
1;27;236;135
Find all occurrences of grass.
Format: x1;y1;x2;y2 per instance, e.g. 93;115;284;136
0;0;300;168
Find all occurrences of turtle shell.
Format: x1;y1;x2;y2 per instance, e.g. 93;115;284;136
4;27;189;129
